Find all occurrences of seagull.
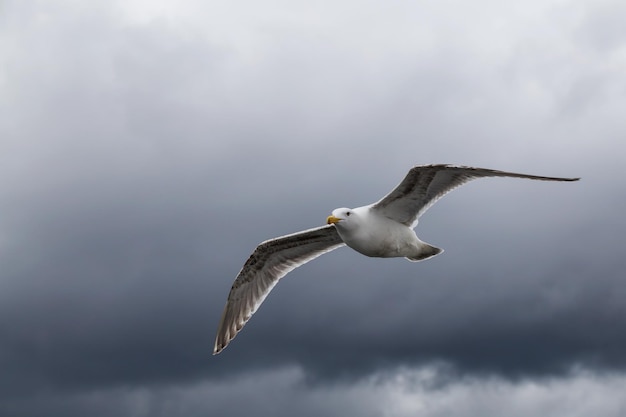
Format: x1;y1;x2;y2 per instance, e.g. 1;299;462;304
213;164;579;354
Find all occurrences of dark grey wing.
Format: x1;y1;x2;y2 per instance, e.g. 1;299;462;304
372;164;579;227
213;225;345;354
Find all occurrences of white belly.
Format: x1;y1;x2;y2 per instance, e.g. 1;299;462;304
336;216;419;258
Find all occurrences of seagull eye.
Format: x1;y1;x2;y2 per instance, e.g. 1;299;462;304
346;211;351;216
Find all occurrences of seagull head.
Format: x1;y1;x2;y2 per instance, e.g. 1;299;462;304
327;207;355;226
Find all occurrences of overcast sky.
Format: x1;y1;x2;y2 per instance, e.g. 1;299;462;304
1;0;625;415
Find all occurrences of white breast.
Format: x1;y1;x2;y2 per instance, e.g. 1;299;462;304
334;207;419;258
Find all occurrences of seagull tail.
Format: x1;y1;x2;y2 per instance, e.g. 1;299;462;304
405;241;443;262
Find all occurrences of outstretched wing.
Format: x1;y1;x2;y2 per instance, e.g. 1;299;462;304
213;225;345;354
372;164;579;227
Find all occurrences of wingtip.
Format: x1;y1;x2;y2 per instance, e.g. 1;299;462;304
213;338;227;355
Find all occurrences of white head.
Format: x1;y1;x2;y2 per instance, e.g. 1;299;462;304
326;207;359;230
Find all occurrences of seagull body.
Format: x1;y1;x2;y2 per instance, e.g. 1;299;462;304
213;164;579;354
328;206;441;261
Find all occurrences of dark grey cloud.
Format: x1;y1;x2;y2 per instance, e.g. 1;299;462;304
1;0;625;415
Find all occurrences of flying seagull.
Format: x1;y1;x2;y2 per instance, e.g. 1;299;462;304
213;164;579;354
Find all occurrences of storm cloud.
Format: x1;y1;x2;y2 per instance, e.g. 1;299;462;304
1;0;625;415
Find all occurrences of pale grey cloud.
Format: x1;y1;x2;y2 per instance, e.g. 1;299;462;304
3;366;625;417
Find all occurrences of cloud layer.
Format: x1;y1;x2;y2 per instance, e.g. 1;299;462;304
1;0;625;415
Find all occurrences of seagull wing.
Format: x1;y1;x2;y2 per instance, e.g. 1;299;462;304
213;225;345;354
372;164;579;227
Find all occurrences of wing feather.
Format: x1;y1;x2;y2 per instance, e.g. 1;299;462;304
213;225;344;354
372;164;579;227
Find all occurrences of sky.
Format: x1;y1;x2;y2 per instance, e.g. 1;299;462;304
1;0;625;415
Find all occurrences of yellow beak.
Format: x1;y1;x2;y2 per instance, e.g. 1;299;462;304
327;215;341;224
